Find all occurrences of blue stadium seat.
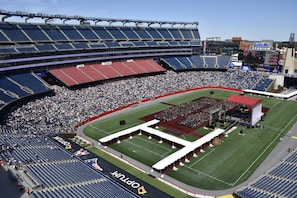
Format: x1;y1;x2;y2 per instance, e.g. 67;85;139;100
176;56;193;69
16;46;37;53
146;28;163;40
107;27;127;40
217;55;231;68
133;28;152;40
7;72;50;93
168;29;183;40
92;26;114;40
0;91;15;103
158;29;173;40
59;26;85;41
72;43;90;49
39;25;67;41
105;42;121;48
89;43;107;49
162;57;185;70
18;24;49;41
180;29;194;40
0;31;9;42
121;27;140;40
0;74;29;97
189;55;204;68
76;26;100;40
204;56;216;68
54;43;74;50
252;78;273;91
0;47;17;54
168;41;179;46
133;41;147;47
0;23;30;42
35;44;56;52
178;41;190;46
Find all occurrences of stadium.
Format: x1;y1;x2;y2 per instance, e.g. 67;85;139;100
0;10;297;198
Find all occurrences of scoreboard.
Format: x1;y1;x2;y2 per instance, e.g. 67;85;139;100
242;42;279;71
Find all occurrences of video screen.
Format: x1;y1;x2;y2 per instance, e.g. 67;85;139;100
242;50;265;66
242;50;279;67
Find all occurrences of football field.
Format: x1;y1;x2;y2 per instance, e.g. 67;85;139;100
84;89;297;191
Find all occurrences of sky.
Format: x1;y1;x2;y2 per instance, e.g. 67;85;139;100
1;0;297;41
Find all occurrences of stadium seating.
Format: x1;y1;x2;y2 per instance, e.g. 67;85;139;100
0;71;51;110
49;59;165;87
161;55;231;70
189;55;205;69
252;78;274;91
0;23;30;41
235;150;297;198
0;127;139;197
217;55;232;68
30;180;136;198
162;57;186;70
203;56;217;68
0;22;201;54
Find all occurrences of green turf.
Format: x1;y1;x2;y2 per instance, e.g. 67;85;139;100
85;103;169;140
84;89;297;191
110;135;178;166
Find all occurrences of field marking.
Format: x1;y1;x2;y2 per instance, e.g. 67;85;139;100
231;113;297;186
90;103;162;126
189;148;215;168
264;126;282;131
89;122;138;135
89;125;110;134
133;136;172;151
184;165;233;186
272;101;281;108
122;140;165;157
180;134;186;140
162;150;174;157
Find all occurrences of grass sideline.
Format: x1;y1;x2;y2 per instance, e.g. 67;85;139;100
84;89;297;192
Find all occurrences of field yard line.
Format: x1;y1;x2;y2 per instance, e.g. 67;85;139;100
189;148;215;168
89;125;110;135
92;104;159;125
162;150;174;157
184;165;233;186
123;140;165;157
264;126;281;131
231;113;297;186
180;134;186;140
90;122;138;134
133;136;171;151
272;101;281;108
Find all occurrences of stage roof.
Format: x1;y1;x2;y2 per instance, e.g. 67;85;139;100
226;95;262;107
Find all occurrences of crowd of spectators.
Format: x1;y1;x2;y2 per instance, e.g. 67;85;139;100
178;111;210;128
154;97;218;122
177;98;221;128
3;69;270;134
